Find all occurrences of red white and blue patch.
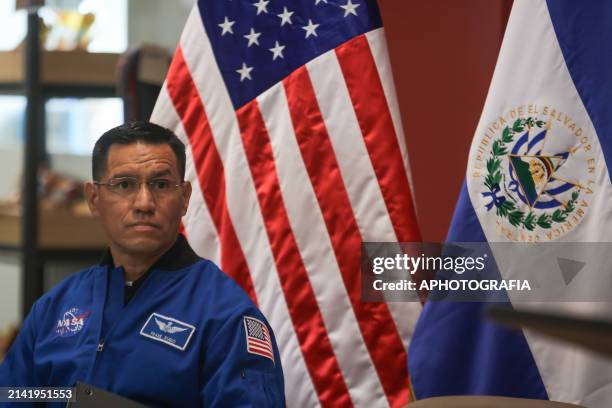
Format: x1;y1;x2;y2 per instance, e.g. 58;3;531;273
243;316;274;364
55;307;91;337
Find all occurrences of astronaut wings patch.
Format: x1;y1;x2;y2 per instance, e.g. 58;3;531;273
140;312;196;351
243;316;274;364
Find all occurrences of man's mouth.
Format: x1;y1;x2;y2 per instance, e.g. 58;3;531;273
128;223;160;231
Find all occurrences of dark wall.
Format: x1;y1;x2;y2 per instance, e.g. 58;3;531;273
378;0;512;241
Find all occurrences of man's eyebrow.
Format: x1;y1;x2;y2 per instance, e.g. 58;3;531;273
149;170;172;178
108;172;137;179
109;170;173;179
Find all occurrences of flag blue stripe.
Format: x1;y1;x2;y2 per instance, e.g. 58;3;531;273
546;182;573;196
546;0;612;179
511;131;530;154
527;130;546;152
409;182;548;399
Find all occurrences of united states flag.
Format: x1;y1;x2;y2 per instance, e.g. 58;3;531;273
244;316;275;363
151;0;421;406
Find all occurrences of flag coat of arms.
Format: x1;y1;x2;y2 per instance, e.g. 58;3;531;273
151;0;421;406
409;1;612;407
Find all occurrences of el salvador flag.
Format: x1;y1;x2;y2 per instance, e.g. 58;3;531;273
409;1;612;406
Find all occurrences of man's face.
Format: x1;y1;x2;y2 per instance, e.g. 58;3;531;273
85;142;191;258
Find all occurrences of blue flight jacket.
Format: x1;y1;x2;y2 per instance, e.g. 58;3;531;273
0;235;285;407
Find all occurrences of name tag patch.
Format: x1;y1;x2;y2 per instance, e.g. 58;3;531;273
140;313;195;351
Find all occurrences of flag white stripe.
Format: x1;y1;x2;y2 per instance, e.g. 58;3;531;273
357;30;424;351
307;50;421;352
306;52;393;243
177;7;319;406
366;29;416;197
256;81;387;407
151;86;221;263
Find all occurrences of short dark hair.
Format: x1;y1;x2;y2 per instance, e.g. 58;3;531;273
92;121;186;181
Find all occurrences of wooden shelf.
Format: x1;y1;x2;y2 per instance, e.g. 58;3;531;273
0;207;107;250
0;50;119;87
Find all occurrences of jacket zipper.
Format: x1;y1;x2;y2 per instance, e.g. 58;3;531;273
87;269;157;382
97;338;105;352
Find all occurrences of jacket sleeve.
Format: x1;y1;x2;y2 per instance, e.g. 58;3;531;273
200;307;285;407
0;302;38;408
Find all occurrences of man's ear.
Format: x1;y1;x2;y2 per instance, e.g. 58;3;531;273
84;182;100;217
181;181;192;216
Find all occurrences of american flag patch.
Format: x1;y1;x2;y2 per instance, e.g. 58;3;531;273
243;316;274;364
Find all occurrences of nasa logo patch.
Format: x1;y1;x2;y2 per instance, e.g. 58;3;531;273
55;307;91;337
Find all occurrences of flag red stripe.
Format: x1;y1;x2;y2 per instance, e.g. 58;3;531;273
248;348;275;360
249;346;273;356
283;65;410;407
249;336;270;344
166;47;258;303
236;100;352;408
249;347;273;355
249;338;272;348
248;341;273;351
250;347;272;356
335;35;421;244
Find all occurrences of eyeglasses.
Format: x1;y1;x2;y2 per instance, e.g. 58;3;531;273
93;177;184;199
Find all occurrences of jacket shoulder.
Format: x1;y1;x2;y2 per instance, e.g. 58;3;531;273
35;265;103;308
190;259;255;305
184;259;262;319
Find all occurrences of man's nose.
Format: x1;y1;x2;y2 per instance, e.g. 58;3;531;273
132;182;156;213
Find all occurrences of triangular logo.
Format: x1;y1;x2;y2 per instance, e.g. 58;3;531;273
509;155;563;207
556;257;586;285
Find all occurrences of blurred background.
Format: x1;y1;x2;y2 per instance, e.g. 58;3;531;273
0;0;511;349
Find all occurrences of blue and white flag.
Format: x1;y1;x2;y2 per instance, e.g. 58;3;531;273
409;1;612;406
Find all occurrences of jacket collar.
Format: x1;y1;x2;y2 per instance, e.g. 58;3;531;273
99;234;201;272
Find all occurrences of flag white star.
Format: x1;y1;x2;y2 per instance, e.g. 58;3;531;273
315;0;327;4
243;28;261;47
277;7;294;26
340;0;360;17
269;41;286;60
302;19;320;38
252;0;269;15
236;63;253;82
218;17;235;36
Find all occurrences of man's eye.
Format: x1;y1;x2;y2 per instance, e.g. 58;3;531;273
115;180;134;190
152;180;170;190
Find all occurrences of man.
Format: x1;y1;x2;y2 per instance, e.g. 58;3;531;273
0;122;285;407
